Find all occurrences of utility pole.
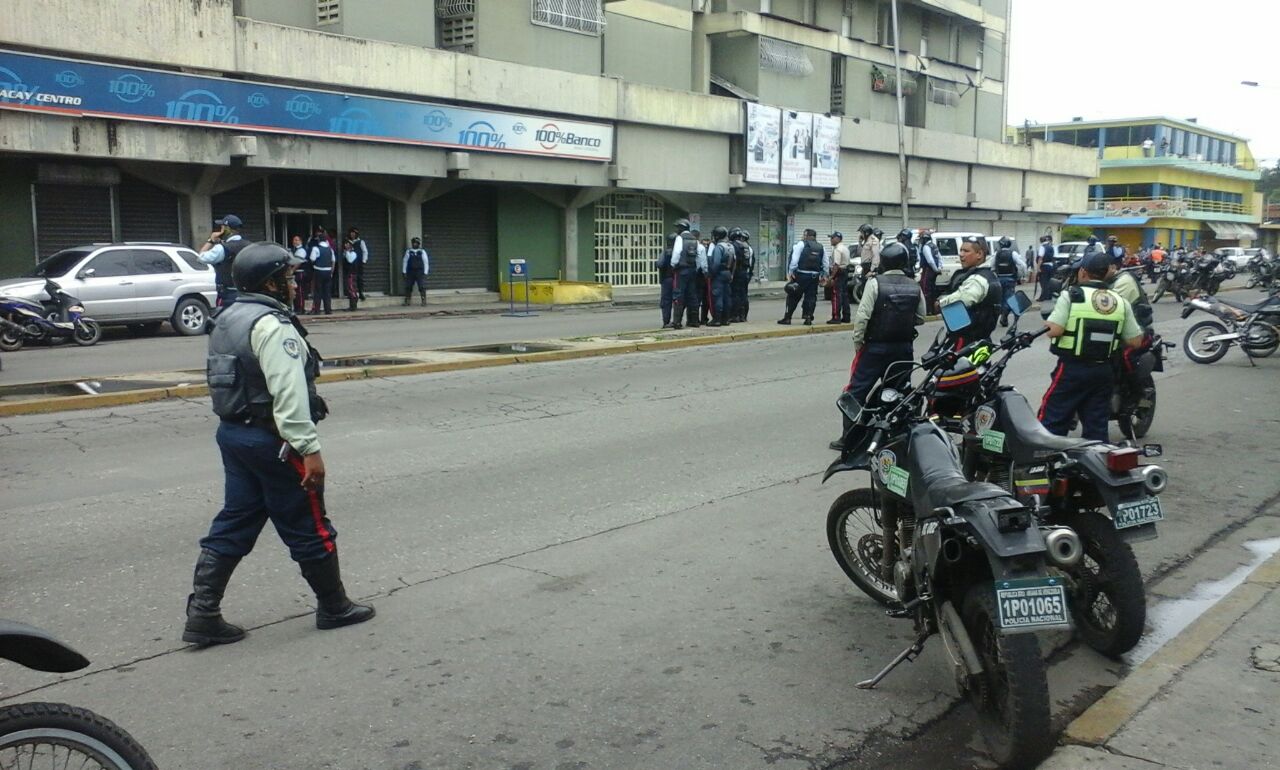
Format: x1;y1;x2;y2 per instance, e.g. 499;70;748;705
890;0;909;230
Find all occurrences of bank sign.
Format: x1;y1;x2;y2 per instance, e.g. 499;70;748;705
0;49;614;162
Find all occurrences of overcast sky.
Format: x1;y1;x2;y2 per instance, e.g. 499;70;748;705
1007;0;1279;166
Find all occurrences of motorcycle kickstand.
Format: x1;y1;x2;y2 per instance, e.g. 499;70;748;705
856;632;929;690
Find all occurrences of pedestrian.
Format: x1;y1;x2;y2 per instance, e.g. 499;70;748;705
730;229;755;322
937;235;1002;348
778;228;828;326
993;236;1026;327
1106;235;1126;266
307;226;335;315
197;214;248;307
669;220;705;329
346;227;369;300
1035;234;1056;301
698;233;713;326
1037;252;1145;441
705;226;734;326
184;242;374;648
826;231;851;324
290;234;310;314
918;230;941;313
341;239;360;312
830;242;926;450
657;225;677;328
402;237;429;306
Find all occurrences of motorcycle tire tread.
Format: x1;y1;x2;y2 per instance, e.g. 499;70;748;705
826;488;902;609
0;701;158;770
1059;513;1146;658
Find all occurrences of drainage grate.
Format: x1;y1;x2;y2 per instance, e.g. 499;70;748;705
0;380;179;401
443;343;567;355
320;356;416;368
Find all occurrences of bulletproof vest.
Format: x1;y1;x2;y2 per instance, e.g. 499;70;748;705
658;233;677;271
676;233;700;268
742;244;755;274
206;295;325;425
994;249;1018;277
311;241;335;270
949;266;1002;339
1039;244;1055;266
1053;283;1126;363
865;273;920;344
406;249;426;273
213;238;249;289
732;241;748;275
797;239;824;272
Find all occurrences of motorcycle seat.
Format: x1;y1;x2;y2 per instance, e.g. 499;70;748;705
995;390;1097;461
907;423;1010;511
1218;297;1279;314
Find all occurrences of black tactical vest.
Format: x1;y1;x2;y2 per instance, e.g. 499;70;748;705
949;266;1003;339
865;273;920;344
676;233;699;268
797;239;823;272
213;238;249;289
405;249;426;273
994;249;1018;277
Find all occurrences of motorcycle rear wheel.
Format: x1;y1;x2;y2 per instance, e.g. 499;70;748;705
0;330;22;352
1059;513;1146;657
1131;387;1156;439
961;584;1052;770
826;488;900;608
0;702;157;770
1183;320;1231;364
73;319;102;346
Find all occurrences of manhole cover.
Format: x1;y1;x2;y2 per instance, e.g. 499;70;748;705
443;343;567;355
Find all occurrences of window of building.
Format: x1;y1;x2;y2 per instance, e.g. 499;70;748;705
927;79;959;107
830;57;846;115
531;0;606;36
1108;126;1131;146
1073;128;1099;148
1050;129;1075;146
437;0;476;53
316;0;341;26
760;38;815;77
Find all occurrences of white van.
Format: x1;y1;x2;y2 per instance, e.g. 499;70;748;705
928;231;984;289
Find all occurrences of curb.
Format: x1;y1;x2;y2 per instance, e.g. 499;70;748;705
1062;548;1280;748
0;322;848;418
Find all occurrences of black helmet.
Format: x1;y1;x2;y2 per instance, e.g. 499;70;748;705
858;224;873;235
897;228;913;243
998;236;1012;248
232;242;292;291
784;280;801;297
673;218;691;233
1040;234;1052;243
728;227;743;240
711;225;729;240
872;228;884;239
740;230;751;241
879;242;910;271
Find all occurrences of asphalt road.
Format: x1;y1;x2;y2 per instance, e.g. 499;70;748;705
1;296;1277;769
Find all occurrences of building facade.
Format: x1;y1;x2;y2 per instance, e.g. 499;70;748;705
1;0;1095;295
1020;117;1263;252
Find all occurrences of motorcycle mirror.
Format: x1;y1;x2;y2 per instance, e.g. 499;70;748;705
940;302;972;332
1141;444;1163;458
1007;290;1033;317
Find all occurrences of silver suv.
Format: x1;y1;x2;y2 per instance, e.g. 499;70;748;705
0;243;217;336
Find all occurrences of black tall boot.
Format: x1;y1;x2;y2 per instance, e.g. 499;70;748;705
183;548;247;646
300;551;376;630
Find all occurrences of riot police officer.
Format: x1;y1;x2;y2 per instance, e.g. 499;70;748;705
1035;234;1056;301
669;220;706;329
657;224;679;328
729;228;755;322
705;225;735;326
1037;252;1145;441
937;235;1002;348
1106;235;1127;266
779;228;828;325
992;236;1026;327
830;242;926;450
184;242;374;647
895;229;919;276
917;230;941;313
1083;235;1102;257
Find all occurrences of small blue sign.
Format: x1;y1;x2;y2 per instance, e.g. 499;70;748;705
509;259;527;277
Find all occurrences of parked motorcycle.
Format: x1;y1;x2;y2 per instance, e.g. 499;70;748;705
1181;292;1280;365
927;292;1169;657
824;304;1078;768
0;619;157;768
1245;252;1277;290
0;279;101;351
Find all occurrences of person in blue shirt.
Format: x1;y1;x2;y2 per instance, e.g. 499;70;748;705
197;214;248;307
778;228;829;326
307;226;335;315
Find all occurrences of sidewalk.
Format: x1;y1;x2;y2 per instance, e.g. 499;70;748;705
1040;548;1280;769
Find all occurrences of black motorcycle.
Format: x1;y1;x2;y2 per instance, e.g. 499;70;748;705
0;620;157;768
1181;292;1280;365
824;304;1079;769
1245;253;1277;290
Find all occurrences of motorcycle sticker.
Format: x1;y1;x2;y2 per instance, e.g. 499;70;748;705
974;405;997;436
876;449;897;483
884;466;910;497
981;430;1006;454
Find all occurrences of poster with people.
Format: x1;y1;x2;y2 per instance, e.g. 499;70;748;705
780;110;813;186
810;113;841;188
744;102;781;184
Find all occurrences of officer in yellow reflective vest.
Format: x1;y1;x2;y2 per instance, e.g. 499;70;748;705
1037;253;1145;441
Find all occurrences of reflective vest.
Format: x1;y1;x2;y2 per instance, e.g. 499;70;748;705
1053;283;1126;362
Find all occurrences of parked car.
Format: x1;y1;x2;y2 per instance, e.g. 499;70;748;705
1213;247;1247;268
985;235;1019;261
0;243;217;336
1056;241;1091;262
929;231;984;290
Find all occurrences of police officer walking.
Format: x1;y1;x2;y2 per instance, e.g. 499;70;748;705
1035;234;1056;301
402;237;429;306
307;227;335;315
669;220;706;329
184;242;374;647
778;228;828;325
937;235;1003;347
830;242;926;450
197;214;249;307
729;228;755;323
826;231;851;324
993;236;1027;327
705;225;735;326
1037;252;1145;441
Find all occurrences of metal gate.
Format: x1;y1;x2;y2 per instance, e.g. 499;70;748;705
119;175;181;244
339;180;392;295
594;193;664;287
211;181;267;242
33;184;112;259
421;186;498;290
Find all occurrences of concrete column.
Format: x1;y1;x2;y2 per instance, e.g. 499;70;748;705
563;205;580;281
388;179;433;295
690;13;711;94
185;167;221;246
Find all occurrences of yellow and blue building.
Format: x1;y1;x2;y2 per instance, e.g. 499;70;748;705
1020;117;1262;252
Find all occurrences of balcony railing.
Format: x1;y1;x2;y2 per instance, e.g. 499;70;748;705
1088;196;1252;218
1100;145;1259;172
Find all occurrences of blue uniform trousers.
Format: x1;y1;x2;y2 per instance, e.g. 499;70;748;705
1038;266;1055;301
998;276;1016;323
1038;358;1114;442
731;271;751;320
845;342;915;405
784;272;820;321
709;272;732;322
659;269;674;325
200;421;337;563
671;265;701;326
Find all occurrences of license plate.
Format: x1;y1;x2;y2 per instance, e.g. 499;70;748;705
1114;497;1164;529
994;577;1070;631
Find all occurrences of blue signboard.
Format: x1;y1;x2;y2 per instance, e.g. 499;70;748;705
0;49;614;162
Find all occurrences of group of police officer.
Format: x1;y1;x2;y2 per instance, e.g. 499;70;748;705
657;219;758;329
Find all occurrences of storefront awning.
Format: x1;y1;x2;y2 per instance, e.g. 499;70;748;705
1065;215;1149;226
1206;221;1259;241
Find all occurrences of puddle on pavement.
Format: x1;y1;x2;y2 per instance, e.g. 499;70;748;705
0;380;180;400
320;356;415;368
442;342;566;355
1126;536;1280;665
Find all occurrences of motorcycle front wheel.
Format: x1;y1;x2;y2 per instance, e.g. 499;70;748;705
1059;513;1146;657
1150;278;1168;302
961;584;1051;770
0;702;157;770
826;488;900;608
1183;320;1231;364
73;319;102;346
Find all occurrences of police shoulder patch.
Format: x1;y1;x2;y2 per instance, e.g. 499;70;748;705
1091;289;1118;315
282;337;302;359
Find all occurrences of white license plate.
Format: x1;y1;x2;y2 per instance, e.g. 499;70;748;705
994;577;1070;631
1114;497;1164;529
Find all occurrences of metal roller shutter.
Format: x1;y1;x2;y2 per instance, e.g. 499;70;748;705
792;213;834;258
119;175;181;244
211;181;267;242
33;184;112;258
339;180;391;295
695;200;761;239
421;186;497;290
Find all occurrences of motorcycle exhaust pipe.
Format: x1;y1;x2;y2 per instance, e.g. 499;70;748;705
941;537;964;564
1042;526;1083;568
1141;465;1169;495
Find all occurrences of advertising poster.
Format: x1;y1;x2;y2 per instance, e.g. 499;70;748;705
744;102;781;184
780;110;813;186
810;114;841;188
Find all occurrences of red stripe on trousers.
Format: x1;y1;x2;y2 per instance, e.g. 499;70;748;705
1037;360;1066;422
843;348;865;393
287;454;336;553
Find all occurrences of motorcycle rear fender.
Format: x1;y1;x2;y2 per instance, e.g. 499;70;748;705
923;498;1048;572
1064;448;1152;513
0;619;90;673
